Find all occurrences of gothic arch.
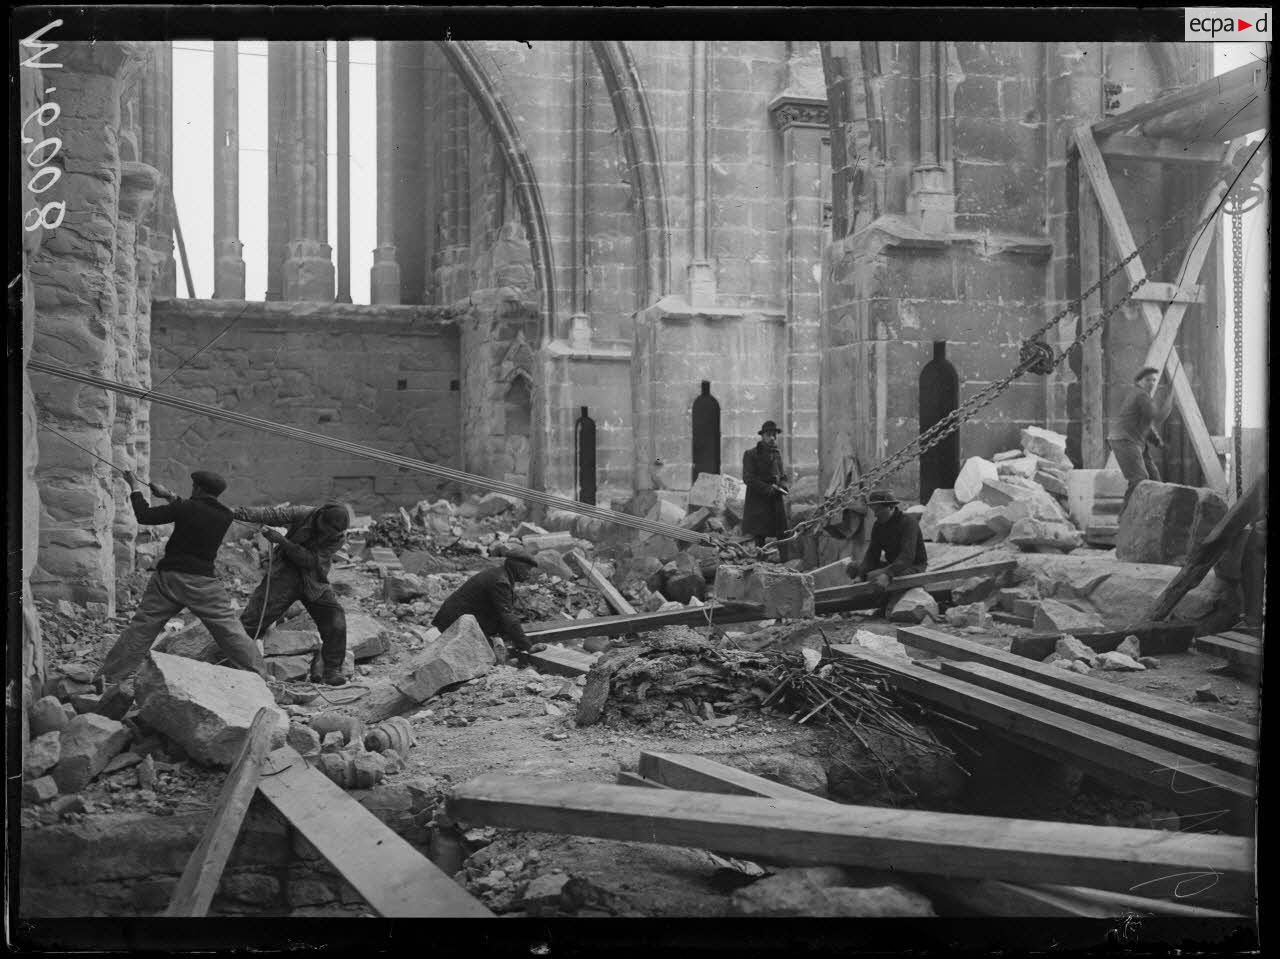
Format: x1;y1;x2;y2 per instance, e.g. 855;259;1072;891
436;40;557;340
590;40;671;304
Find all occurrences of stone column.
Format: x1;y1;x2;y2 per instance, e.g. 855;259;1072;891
29;40;148;615
265;43;292;301
212;41;245;299
687;41;715;306
335;41;352;303
907;41;957;233
283;41;334;302
111;160;160;570
370;41;401;304
138;42;175;298
568;40;588;336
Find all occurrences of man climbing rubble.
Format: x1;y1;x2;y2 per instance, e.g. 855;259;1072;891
431;549;548;664
97;470;272;687
233;501;353;687
845;488;927;612
1107;365;1174;513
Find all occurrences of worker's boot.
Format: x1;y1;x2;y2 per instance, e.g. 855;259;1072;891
491;639;509;666
320;667;348;687
309;652;323;683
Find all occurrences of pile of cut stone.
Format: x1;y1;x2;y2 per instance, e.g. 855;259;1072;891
915;427;1088;552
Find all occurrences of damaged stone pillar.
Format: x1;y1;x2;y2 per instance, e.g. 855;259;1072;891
111;160;160;571
370;40;401;305
137;42;175;298
265;43;292;301
283;40;334;302
29;40;149;615
212;40;246;299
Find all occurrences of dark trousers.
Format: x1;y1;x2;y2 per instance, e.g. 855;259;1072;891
1110;439;1161;511
99;569;268;683
241;566;347;670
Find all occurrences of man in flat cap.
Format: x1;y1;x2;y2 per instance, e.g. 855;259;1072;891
98;469;271;685
231;501;354;687
846;488;928;603
1108;365;1174;514
742;420;790;551
432;549;546;664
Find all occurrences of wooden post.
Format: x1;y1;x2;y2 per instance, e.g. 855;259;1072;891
165;707;274;916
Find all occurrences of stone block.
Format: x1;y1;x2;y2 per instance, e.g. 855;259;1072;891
954;457;999;504
102;752;143;775
30;695;70;737
1009;518;1084;553
1035;599;1107;635
1116;635;1141;659
714;564;814;619
1065;469;1127;529
889;588;939;624
263;629;320;658
1020;426;1071;465
474;492;522;519
1053;635;1100;666
52;714;130;792
71;693;102;714
351;752;387;790
535;549;577;582
936;501;1000;545
688;473;728;510
945;602;992;629
392;615;495;703
1034;471;1069;497
23;776;59;804
95;683;135;721
26;731;63;781
382;572;428;604
44;676;95;701
996;455;1039;479
521;531;575;553
152;621;222;665
264;655;312;682
348;615;391;661
950;576;996;605
919;489;960;541
1115;481;1229;566
1098;651;1145;672
135;652;288;768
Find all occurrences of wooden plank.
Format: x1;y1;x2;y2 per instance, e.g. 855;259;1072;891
1074;124;1227;490
257;747;492;917
813;560;1018;613
638;751;821;803
1193;636;1263;674
1221;631;1262;648
524;601;764;643
1129;281;1208;305
897;626;1257;748
165;708;275;916
991;612;1035;628
831;646;1255;829
524;645;598;678
616;770;670;789
637;753;1246;918
1096;134;1231;167
565;548;636;616
447;775;1254;907
1076;147;1107;467
1092;61;1264;137
939;660;1256;777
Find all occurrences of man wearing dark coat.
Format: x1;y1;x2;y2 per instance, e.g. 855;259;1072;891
232;501;352;687
98;470;271;685
431;550;546;663
1107;365;1174;513
846;488;928;600
742;420;790;548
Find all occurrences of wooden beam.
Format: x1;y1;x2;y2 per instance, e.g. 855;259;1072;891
447;775;1253;907
1076;144;1107;467
1092;61;1264;137
635;752;1246;918
616;770;670;789
831;646;1255;829
257;747;492;917
812;560;1018;614
896;626;1257;748
1145;474;1266;622
1096;134;1232;166
1129;281;1208;305
939;660;1256;777
522;644;598;677
638;751;820;802
1193;635;1263;675
565;548;636;615
165;708;275;916
1074;124;1227;490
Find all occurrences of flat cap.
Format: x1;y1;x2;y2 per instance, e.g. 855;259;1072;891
503;549;539;567
190;470;227;496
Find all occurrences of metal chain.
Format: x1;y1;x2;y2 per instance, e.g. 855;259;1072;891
1230;196;1245;499
783;138;1271;543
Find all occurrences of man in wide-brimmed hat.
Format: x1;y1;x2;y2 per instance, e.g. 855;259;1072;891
1107;365;1174;513
98;469;270;685
742;420;790;550
846;488;927;594
432;549;547;664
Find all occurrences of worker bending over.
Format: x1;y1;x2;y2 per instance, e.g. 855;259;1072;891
1107;365;1174;513
233;502;352;687
98;470;270;685
432;550;547;663
845;488;928;605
